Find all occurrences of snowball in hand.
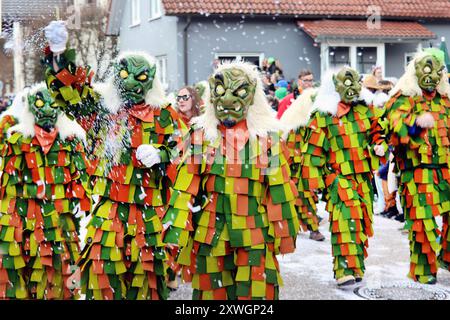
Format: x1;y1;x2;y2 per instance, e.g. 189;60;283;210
136;145;161;168
44;21;68;53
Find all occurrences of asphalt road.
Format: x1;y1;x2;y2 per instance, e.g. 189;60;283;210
169;202;450;300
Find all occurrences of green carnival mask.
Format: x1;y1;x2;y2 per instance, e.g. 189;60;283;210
415;55;444;93
114;55;156;106
28;88;60;131
333;67;362;104
209;68;256;128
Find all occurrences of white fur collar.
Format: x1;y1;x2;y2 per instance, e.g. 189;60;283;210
7;85;86;142
95;51;169;114
373;91;389;108
191;61;281;142
280;88;317;138
312;68;374;116
390;50;450;98
0;90;26;121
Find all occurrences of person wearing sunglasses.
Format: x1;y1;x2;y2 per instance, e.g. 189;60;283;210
176;86;201;127
166;86;202;292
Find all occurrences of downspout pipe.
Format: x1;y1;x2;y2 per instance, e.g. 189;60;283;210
183;16;192;85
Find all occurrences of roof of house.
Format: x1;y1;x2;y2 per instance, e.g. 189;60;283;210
161;0;450;19
2;0;70;20
298;20;436;41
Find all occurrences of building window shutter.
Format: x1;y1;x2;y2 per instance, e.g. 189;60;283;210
131;0;141;26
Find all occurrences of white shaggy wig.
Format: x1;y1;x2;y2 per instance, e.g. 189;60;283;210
390;50;450;98
0;88;28;130
7;83;86;142
280;88;317;139
191;60;281;142
94;51;169;114
311;68;341;116
196;80;212;110
312;67;375;116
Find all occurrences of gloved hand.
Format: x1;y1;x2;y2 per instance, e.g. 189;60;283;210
44;21;68;54
373;144;385;157
416;112;435;129
136;145;161;168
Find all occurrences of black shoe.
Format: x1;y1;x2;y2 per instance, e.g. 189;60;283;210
386;206;399;219
394;213;405;222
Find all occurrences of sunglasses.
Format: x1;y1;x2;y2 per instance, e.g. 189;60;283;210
177;95;191;102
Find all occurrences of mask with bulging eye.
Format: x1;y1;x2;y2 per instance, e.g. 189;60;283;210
415;55;444;93
113;55;157;106
28;88;60;132
209;68;257;128
333;67;362;104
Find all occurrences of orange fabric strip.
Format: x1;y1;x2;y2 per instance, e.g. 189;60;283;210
34;125;59;155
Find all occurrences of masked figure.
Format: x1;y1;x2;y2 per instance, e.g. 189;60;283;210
300;67;387;287
162;62;299;300
42;22;187;299
280;89;325;241
385;49;450;284
0;84;90;299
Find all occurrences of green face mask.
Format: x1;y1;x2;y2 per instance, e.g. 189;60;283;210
333;67;362;104
209;68;257;128
415;55;444;93
113;55;157;105
28;88;60;131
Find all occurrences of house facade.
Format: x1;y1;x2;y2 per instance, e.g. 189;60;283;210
108;0;450;93
0;0;110;96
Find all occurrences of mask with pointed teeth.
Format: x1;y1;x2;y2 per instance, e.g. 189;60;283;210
415;54;444;93
209;68;256;128
28;87;60;131
333;67;362;104
113;55;156;106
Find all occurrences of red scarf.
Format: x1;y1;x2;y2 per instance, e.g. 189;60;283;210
34;125;59;155
422;90;437;101
219;120;250;156
336;102;351;118
128;103;154;122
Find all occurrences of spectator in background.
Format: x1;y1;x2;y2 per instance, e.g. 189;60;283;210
262;74;273;95
176;86;201;127
372;66;383;82
263;57;283;76
276;79;289;91
267;95;279;112
277;69;314;119
268;73;280;94
275;86;288;102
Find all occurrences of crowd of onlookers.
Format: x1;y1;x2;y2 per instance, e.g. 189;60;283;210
259;57;317;119
259;59;406;225
171;59;406;230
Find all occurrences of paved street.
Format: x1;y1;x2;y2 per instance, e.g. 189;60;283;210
169;202;450;300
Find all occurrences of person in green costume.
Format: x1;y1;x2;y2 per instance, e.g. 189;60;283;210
385;49;450;284
300;67;387;288
161;61;299;300
42;21;187;300
0;84;90;299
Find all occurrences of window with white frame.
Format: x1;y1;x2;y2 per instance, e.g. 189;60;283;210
328;47;350;69
357;47;377;74
405;52;415;70
149;0;162;20
131;0;141;26
321;42;385;77
215;53;264;68
156;55;168;90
